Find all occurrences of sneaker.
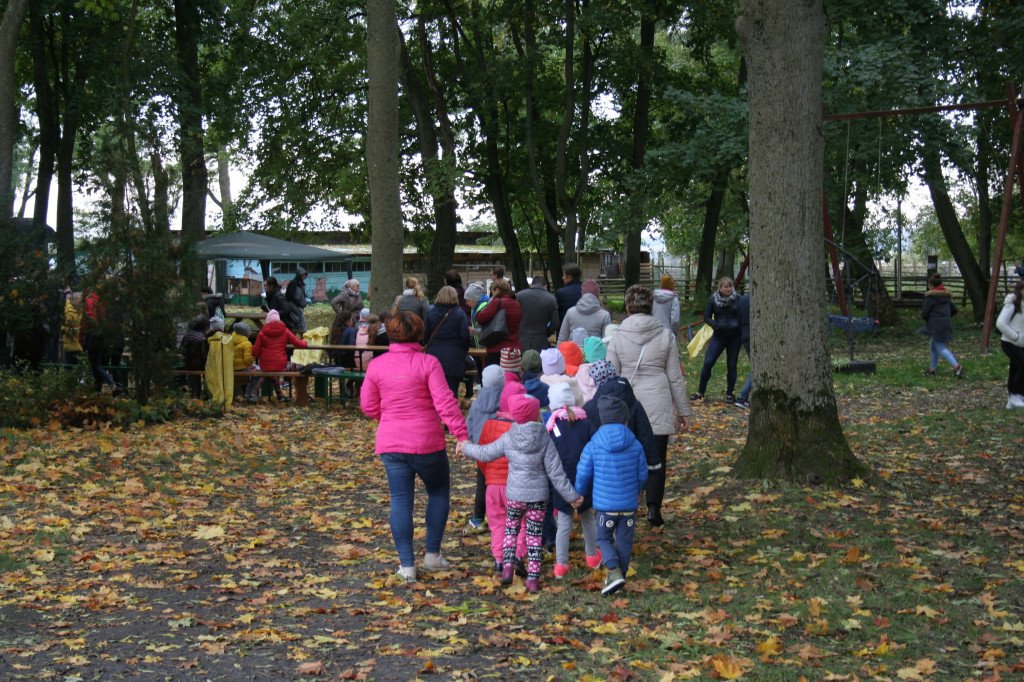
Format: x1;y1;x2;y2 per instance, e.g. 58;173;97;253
553;564;569;579
585;551;602;569
689;392;704;401
954;364;964;379
602;568;625;595
467;516;487;531
725;394;735;404
397;566;417;584
734;398;750;409
514;557;528;578
244;396;259;404
423;552;451;570
499;563;515;585
277;395;290;403
922;369;936;376
525;577;540;593
1006;394;1024;409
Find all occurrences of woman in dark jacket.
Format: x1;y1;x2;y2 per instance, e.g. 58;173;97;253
284;266;309;334
423;286;472;399
921;273;963;378
473;278;522;367
264;278;293;330
691;277;743;403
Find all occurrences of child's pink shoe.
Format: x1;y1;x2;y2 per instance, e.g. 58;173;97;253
525;577;540;593
553;563;569;579
585;550;602;569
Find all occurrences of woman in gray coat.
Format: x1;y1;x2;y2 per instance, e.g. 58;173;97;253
606;284;690;527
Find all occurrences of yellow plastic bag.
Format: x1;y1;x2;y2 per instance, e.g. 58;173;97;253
687;323;713;360
292;326;329;365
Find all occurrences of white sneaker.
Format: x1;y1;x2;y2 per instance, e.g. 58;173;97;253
423;552;451;570
1006;394;1024;409
397;566;417;583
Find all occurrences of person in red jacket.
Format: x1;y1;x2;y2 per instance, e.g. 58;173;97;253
474;278;522;368
248;309;307;403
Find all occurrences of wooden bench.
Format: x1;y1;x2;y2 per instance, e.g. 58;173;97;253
173;343;484;408
174;370;311;406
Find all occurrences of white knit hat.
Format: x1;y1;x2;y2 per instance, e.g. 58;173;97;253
547;383;575;411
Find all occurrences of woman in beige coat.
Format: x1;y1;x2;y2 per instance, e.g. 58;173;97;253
606;284;690;527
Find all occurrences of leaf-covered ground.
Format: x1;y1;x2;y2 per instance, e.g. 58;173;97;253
1;332;1023;681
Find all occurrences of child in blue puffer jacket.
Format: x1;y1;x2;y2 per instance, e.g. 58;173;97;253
575;395;647;596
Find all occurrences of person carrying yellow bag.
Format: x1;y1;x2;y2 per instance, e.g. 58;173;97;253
686;322;713;360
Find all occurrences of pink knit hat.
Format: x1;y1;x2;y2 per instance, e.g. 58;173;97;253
581;280;601;297
499;381;527;413
266;309;281;324
507;394;541;425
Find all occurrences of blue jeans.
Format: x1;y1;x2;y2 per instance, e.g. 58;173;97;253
929;338;957;370
739;340;752;401
595;510;636;573
381;451;451;567
698;333;742;395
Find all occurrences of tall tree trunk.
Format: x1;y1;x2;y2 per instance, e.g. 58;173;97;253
734;0;867;485
366;0;404;309
174;0;208;290
921;145;988;320
623;11;655;288
400;27;458;299
0;0;28;224
975;125;993;277
694;167;730;305
30;7;56;232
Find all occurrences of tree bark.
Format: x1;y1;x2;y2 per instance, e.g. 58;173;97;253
174;0;208;290
400;26;458;299
734;0;867;485
921;144;988;320
623;11;655;288
366;0;404;309
0;0;29;223
694;167;730;305
30;6;56;232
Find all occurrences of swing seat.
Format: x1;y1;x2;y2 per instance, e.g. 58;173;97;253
828;314;879;333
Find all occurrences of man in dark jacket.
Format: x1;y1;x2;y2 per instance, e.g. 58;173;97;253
517;276;560;353
555;263;583;325
263;277;296;331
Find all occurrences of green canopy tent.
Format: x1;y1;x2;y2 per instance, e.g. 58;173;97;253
195;232;352;301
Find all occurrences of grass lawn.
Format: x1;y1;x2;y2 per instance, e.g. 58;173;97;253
0;309;1021;680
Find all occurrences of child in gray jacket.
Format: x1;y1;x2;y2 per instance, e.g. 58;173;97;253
459;393;583;593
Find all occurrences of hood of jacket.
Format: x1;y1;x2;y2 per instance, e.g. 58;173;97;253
476;384;503;412
295;266;308;279
504;421;549;453
574;293;602;314
594;376;638;408
592;421;641;453
616;313;668;346
259;320;292;340
653;289;677;303
402;288;415;296
925;288;952;298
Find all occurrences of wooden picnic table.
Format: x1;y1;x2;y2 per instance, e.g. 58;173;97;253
225;311;268;329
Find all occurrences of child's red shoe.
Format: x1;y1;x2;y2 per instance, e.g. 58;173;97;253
585;550;602;569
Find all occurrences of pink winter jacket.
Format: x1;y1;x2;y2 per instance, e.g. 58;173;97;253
360;342;469;454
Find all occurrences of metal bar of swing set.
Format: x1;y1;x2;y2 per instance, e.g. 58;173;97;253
823;98;1017;122
981;82;1024;355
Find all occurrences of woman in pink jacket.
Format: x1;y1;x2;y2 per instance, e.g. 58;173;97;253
360;311;470;583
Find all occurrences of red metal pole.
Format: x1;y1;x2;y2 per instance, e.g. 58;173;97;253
822;191;848;317
981;82;1023;355
735;253;750;289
